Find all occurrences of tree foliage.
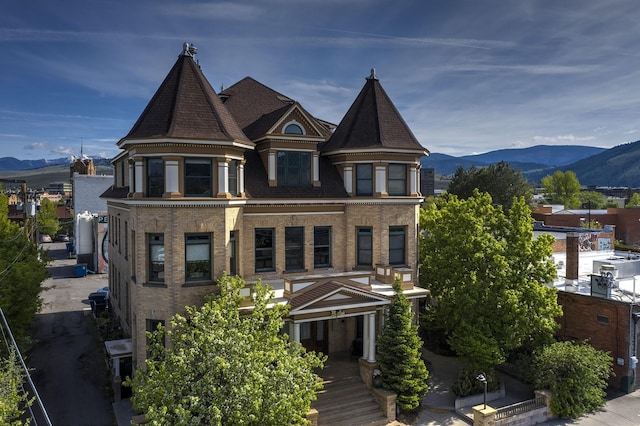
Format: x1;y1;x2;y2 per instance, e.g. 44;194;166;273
0;348;33;425
419;191;561;370
627;192;640;207
579;191;607;209
126;275;326;426
0;192;49;348
377;278;429;411
541;170;582;209
533;341;613;418
36;198;59;237
447;161;533;211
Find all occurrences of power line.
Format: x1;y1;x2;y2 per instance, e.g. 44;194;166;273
0;307;52;425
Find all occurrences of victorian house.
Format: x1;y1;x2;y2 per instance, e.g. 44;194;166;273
102;43;429;374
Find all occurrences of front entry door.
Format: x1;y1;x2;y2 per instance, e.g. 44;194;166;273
300;321;328;354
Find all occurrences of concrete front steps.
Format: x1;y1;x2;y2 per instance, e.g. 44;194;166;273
313;374;388;426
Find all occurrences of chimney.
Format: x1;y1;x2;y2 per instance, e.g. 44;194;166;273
565;232;579;286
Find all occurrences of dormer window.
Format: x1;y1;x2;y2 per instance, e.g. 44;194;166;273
277;151;310;185
284;123;304;135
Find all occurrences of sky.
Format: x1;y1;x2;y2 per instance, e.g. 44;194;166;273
2;0;640;161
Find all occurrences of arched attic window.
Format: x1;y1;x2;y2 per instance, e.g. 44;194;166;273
284;122;304;135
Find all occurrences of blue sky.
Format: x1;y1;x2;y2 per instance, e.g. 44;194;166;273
2;0;640;160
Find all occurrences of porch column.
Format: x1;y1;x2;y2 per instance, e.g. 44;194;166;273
362;314;370;360
293;322;301;343
367;313;376;363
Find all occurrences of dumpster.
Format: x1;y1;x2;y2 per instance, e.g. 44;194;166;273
75;263;87;278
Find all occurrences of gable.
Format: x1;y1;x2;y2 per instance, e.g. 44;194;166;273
290;281;390;315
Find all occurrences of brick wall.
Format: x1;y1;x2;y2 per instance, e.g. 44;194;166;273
556;291;636;391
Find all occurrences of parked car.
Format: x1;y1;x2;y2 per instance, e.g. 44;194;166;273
39;234;52;243
54;234;70;242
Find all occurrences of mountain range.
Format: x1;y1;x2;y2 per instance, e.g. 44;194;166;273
421;141;640;187
1;141;639;187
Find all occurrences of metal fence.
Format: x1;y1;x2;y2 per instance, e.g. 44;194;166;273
495;395;546;420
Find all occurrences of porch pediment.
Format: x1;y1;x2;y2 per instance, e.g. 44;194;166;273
289;281;390;316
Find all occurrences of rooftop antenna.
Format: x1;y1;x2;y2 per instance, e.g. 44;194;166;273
80;137;83;158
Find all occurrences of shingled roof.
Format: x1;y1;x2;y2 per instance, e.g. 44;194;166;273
220;77;331;140
321;69;427;154
122;44;249;144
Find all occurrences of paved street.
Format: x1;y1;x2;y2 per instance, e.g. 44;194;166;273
28;242;114;425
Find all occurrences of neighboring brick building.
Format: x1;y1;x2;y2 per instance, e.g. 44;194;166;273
101;44;429;371
546;227;640;392
533;205;640;246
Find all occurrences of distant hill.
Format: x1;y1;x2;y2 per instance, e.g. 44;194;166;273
421;143;640;187
0;156;111;172
0;163;113;190
460;145;605;167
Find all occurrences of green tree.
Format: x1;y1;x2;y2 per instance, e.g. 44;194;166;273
0;192;49;348
533;341;613;418
419;191;561;371
627;192;640;207
579;191;607;209
126;275;326;426
36;198;59;237
377;278;429;411
0;348;33;425
541;171;582;209
447;161;533;211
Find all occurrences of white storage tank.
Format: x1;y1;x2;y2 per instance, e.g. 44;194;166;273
76;211;94;255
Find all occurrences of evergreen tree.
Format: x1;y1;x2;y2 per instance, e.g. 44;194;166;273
127;274;326;425
377;277;429;411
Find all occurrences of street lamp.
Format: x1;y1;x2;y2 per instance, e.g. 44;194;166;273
476;372;488;409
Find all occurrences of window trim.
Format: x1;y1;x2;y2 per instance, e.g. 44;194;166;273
146;157;164;197
356;227;373;267
255;228;275;272
148;233;165;283
184;233;212;281
388;164;407;196
184;158;212;197
389;226;406;265
314;226;332;269
277;151;311;186
356;164;373;196
285;226;305;271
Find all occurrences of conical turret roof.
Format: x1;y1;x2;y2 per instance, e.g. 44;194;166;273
122;44;249;144
322;69;426;154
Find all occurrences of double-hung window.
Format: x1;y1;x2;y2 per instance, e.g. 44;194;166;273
184;158;212;196
228;160;238;196
146;158;164;197
148;234;164;282
356;227;373;267
185;234;211;281
255;228;275;272
277;151;310;185
388;164;407;196
389;226;406;265
356;164;373;196
285;227;304;271
314;226;331;268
